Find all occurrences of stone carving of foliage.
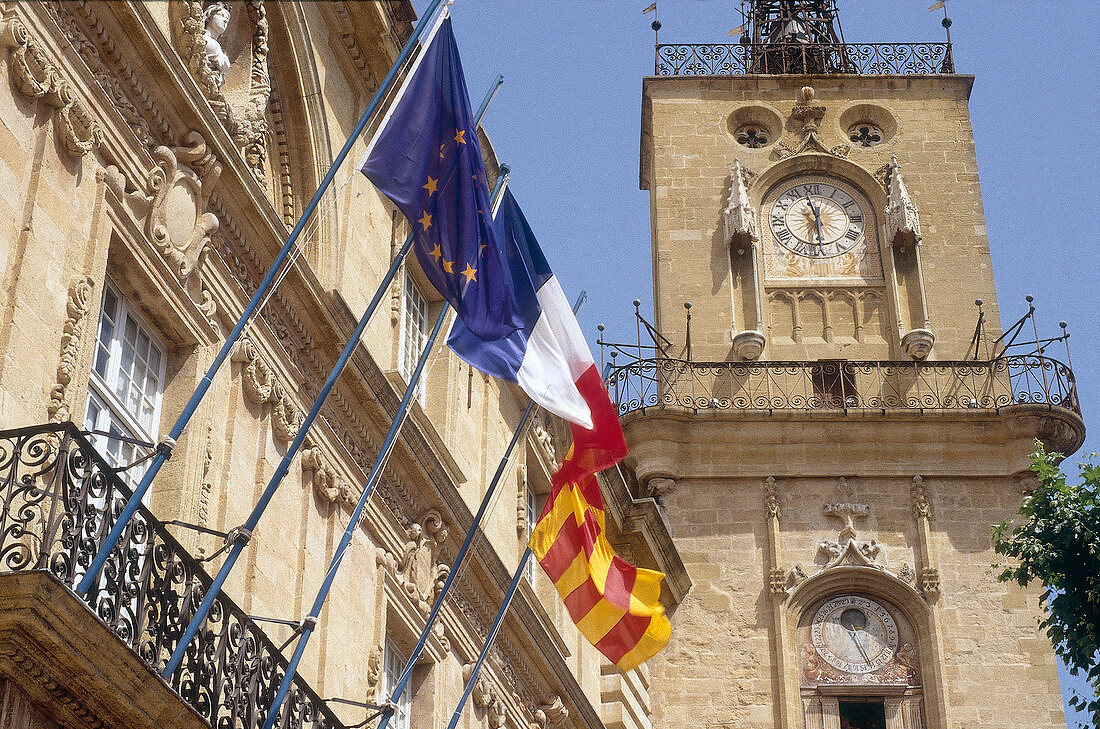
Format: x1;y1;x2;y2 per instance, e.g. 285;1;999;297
1;18;103;158
47;276;96;423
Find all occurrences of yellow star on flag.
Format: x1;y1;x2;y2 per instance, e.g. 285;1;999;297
423;176;438;195
418;211;433;230
454;129;466;144
461;263;477;283
429;243;442;262
442;259;454;274
440;143;446;160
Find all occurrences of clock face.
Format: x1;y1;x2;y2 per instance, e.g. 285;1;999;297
811;596;899;674
769;179;866;259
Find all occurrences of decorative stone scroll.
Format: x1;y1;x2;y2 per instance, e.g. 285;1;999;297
231;336;303;443
47;276;96;423
1;18;103;158
301;443;351;505
376;508;450;617
465;666;507;729
530;696;568;729
106;130;222;281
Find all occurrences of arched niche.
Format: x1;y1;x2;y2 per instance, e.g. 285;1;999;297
786;565;947;729
170;1;338;282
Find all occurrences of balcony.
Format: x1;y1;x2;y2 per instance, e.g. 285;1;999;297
654;42;954;76
607;355;1079;417
0;422;345;729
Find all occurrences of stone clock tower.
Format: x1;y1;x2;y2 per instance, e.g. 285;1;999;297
614;2;1086;728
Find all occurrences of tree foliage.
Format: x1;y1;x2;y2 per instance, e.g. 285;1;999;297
993;443;1100;726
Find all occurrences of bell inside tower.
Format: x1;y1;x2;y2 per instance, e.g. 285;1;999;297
744;0;848;73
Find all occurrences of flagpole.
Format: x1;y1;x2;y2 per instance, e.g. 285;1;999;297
377;292;587;729
75;0;451;598
446;547;530;729
160;76;505;679
257;169;511;729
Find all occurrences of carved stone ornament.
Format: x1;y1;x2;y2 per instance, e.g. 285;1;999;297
530;414;557;466
911;475;931;521
530;696;568;729
301;443;352;505
174;0;271;181
647;477;677;500
469;673;506;729
884;155;922;249
1;18;103;158
774;86;850;161
732;329;766;361
815;538;884;571
920;567;941;598
231;336;303;442
516;464;528;534
47;275;96;423
901;328;935;360
376;509;450;616
723;159;759;250
764;476;780;519
106;130;222;281
365;645;383;701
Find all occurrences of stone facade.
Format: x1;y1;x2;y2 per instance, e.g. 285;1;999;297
633;67;1081;729
0;4;682;729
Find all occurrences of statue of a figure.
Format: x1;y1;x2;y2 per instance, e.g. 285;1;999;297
202;2;231;90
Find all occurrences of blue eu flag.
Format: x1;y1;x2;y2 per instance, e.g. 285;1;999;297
360;17;525;341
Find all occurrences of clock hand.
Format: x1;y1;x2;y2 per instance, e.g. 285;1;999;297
848;628;872;665
805;196;824;244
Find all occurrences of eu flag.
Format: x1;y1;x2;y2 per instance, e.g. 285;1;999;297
360;17;523;341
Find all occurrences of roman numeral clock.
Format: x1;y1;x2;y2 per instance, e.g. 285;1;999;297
769;179;866;259
758;173;890;361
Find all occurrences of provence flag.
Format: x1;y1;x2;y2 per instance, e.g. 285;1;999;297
360;16;523;341
450;191;671;671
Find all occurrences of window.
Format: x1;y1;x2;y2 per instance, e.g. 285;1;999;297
848;123;884;148
399;267;429;403
83;281;166;490
839;700;886;729
383;638;411;729
523;484;539;582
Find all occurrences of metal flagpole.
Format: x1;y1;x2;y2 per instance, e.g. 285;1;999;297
377;292;587;729
160;76;505;679
258;170;511;729
76;0;451;597
446;547;531;729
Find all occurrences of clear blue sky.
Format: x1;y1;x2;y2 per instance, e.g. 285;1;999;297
414;1;1099;723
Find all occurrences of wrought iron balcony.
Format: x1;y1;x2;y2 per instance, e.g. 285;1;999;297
606;355;1079;417
0;422;345;729
655;42;954;76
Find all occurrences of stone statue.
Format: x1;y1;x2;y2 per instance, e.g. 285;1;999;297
202;2;231;90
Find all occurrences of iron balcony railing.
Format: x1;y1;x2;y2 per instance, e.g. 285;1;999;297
655;42;954;76
0;422;345;729
606;355;1079;417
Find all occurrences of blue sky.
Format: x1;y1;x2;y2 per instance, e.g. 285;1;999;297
414;1;1099;722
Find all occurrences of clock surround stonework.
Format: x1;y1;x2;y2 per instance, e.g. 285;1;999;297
634;71;1077;729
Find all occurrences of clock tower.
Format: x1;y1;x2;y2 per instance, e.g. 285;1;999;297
619;2;1085;728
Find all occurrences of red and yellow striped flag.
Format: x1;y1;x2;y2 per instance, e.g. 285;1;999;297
528;369;671;671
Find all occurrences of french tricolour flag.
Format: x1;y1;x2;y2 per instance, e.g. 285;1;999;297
448;188;605;431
